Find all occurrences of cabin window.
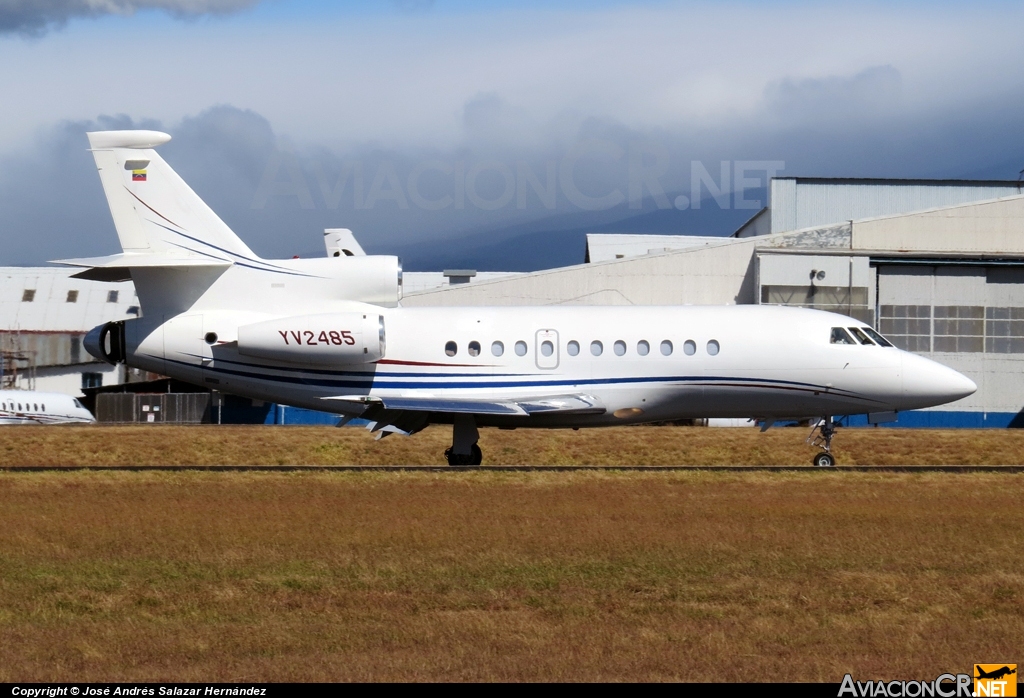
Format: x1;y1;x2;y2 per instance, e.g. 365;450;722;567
41;404;45;411
491;341;504;357
444;341;457;356
683;340;696;356
22;289;35;302
830;327;856;345
33;404;38;411
567;340;580;356
613;340;626;356
637;340;650;356
468;341;481;357
660;340;673;356
707;340;720;356
515;341;527;356
862;327;894;347
848;327;875;345
18;403;22;410
590;341;603;356
66;290;79;303
541;340;554;357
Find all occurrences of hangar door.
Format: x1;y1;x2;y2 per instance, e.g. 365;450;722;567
876;264;1024;354
758;253;874;325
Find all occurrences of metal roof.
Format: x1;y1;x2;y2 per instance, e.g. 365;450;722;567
1;267;139;333
585;234;735;263
774;176;1024;187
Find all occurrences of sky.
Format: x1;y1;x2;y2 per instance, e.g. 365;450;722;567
2;0;1024;266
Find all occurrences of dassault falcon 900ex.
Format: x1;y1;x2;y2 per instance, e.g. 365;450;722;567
61;131;976;466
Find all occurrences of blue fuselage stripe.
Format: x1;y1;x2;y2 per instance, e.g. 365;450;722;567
163;356;871;400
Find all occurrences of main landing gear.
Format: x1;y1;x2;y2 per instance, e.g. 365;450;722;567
445;414;483;467
807;416;837;467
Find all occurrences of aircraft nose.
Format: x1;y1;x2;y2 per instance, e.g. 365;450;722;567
901;352;977;409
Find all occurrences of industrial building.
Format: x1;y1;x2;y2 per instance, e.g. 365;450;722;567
403;177;1024;427
0;267;145;395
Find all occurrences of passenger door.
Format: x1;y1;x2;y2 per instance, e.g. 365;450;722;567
535;329;559;370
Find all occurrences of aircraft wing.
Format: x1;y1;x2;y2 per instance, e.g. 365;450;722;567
324;393;606;439
324;394;606;417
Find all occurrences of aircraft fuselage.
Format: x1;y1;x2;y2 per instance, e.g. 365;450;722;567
110;302;975;428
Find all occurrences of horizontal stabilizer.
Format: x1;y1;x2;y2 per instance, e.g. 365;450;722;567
87;130;172;150
324;394;605;417
52;253;232;281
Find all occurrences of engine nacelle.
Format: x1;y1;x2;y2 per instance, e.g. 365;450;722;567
237;313;385;366
84;321;126;364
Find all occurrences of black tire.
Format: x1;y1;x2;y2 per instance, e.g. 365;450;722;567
813;452;836;467
445;444;483;467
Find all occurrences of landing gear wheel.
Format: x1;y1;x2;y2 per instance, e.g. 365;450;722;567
444;443;482;467
807;416;838;467
813;452;836;467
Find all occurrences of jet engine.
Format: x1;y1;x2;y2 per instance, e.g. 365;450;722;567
237;312;385;366
289;255;403;306
84;321;126;364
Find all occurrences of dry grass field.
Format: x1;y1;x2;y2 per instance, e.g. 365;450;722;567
1;423;1024;465
0;427;1021;681
0;468;1021;682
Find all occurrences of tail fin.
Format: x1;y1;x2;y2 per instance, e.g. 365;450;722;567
86;130;257;261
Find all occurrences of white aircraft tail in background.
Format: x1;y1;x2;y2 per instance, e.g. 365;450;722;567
63;131;976;466
0;391;96;425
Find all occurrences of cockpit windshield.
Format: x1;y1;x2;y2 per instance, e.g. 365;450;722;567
848;327;875;345
861;327;894;347
830;327;856;344
831;326;896;347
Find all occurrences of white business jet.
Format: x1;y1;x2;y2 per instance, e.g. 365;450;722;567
0;390;96;425
58;131;976;466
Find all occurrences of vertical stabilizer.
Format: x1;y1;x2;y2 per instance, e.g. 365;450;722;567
87;130;258;261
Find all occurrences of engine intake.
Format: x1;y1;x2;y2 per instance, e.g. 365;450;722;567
84;321;126;364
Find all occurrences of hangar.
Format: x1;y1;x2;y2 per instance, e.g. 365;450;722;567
403;177;1024;427
0;267;147;395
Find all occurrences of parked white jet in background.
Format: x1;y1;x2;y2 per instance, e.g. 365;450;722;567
60;131;976;466
0;390;96;425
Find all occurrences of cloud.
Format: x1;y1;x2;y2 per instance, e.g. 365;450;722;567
4;2;1023;157
764;65;903;125
0;0;260;36
4;5;1024;267
4;90;1024;271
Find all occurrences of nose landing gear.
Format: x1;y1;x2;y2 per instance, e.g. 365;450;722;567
807;416;837;467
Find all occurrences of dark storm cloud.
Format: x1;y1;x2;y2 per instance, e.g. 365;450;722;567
6;88;1024;270
764;65;904;124
0;0;260;36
